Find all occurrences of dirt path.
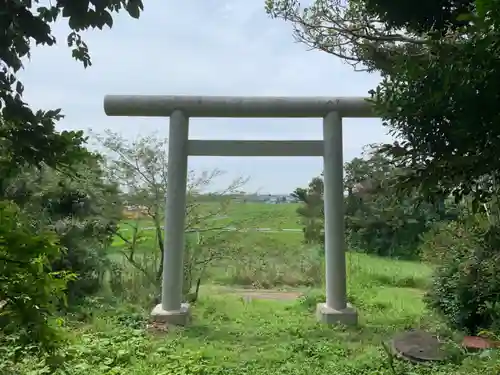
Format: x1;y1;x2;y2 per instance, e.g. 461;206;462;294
213;286;303;301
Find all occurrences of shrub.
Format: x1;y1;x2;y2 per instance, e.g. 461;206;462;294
422;216;500;334
0;201;74;355
2;162;122;303
52;219;115;302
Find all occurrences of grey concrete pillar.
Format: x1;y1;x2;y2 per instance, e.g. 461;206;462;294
323;111;347;310
316;111;357;325
151;109;191;325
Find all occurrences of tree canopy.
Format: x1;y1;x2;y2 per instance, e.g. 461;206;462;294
293;144;455;258
1;0;143;171
267;0;500;205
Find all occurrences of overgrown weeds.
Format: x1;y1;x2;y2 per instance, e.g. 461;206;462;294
4;250;500;375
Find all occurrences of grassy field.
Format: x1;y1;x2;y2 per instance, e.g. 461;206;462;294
114;202;307;289
220;202;302;229
15;252;500;375
13;202;498;374
121;202;303;231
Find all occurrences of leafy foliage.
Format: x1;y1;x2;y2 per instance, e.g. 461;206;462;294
267;0;500;206
0;201;74;354
362;0;474;33
344;145;457;258
292;176;324;244
1;0;143;170
44;167;122;301
370;14;500;204
0;0;145;360
293;145;454;258
95;131;247;303
1;154;123;302
422;216;500;334
265;0;435;72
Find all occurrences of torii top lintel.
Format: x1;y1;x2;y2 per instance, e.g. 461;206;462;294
103;95;376;118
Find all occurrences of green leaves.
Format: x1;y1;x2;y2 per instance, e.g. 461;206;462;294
423;217;500;334
0;200;75;354
371;25;500;205
456;13;474;21
0;0;146;361
475;0;498;18
268;0;500;207
363;0;475;33
1;0;144;174
362;0;500;208
126;0;144;19
294;145;452;258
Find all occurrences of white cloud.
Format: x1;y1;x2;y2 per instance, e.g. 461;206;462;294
18;0;392;193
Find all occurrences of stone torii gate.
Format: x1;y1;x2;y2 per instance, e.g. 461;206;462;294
103;95;375;326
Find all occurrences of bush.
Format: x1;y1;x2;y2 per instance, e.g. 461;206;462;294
0;201;74;355
2;162;122;303
52;219;115;302
422;216;500;334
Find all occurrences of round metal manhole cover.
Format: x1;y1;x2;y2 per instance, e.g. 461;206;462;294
391;330;446;363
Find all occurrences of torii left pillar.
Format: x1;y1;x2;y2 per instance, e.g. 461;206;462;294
151;109;192;325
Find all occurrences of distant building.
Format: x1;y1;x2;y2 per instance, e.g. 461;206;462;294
122;205;148;219
242;194;297;204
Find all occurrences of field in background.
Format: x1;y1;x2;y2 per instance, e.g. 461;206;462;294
110;200;432;295
220;202;302;229
120;202;302;231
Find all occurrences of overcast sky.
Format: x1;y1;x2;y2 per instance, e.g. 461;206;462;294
19;0;392;194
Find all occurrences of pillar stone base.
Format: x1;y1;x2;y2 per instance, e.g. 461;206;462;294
151;303;191;326
316;302;358;326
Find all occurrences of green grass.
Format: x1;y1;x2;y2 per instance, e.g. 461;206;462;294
222;202;302;229
13;202;496;374
12;252;500;375
112;227;303;248
121;202;302;231
110;226;313;288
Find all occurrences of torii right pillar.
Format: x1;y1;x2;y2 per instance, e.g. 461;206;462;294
316;111;358;325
